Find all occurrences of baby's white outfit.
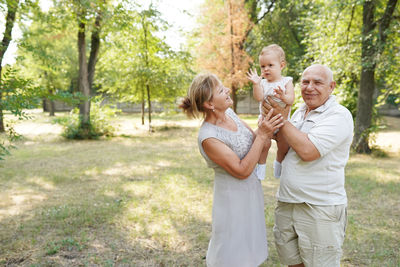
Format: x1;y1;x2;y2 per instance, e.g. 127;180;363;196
258;76;293;114
256;76;292;181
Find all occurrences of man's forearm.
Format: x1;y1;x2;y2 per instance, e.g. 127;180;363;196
280;120;320;161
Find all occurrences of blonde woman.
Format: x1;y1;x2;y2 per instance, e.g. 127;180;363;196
180;73;284;267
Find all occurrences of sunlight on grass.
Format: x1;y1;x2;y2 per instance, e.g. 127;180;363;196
27;176;57;190
0;110;399;266
0;188;47;219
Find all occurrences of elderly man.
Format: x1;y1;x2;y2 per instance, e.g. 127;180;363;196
264;64;354;267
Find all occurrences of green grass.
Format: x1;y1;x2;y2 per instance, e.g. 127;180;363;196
0;111;399;266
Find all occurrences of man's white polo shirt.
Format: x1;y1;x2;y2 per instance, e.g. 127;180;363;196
277;95;354;205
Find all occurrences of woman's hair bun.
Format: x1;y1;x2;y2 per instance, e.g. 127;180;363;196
179;97;191;111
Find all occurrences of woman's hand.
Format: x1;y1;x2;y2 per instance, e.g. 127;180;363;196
258;108;284;139
246;68;262;85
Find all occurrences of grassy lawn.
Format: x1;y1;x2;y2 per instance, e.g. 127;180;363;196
0;110;399;266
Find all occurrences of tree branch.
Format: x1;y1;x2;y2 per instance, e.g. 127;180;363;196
346;3;356;44
238;0;276;50
88;11;102;91
378;0;398;45
0;0;20;65
256;0;275;24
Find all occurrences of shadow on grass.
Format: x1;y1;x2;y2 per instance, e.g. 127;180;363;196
0;127;214;265
1;124;399;266
342;155;400;266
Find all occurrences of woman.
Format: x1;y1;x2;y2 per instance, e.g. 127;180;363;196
180;73;283;267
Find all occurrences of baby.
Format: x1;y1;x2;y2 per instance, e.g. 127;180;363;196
247;44;294;179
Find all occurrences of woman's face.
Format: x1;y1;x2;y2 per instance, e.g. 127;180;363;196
210;83;233;111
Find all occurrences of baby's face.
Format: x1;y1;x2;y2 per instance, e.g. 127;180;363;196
259;53;283;82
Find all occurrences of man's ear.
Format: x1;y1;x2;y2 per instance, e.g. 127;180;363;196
329;81;336;93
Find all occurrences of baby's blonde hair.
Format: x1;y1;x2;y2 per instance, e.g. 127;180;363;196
179;73;221;118
260;44;286;64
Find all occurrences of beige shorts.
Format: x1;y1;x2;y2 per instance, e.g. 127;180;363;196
273;201;347;267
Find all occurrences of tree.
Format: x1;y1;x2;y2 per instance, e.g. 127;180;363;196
0;0;20;132
0;66;39;159
298;0;399;153
44;0;108;137
73;0;104;134
195;0;254;112
17;4;79;116
353;0;398;153
97;3;192;131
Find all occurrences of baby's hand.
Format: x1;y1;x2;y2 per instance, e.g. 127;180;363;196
274;86;291;105
246;68;262;85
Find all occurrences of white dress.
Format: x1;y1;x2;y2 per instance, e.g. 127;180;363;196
259;76;293;114
198;108;268;267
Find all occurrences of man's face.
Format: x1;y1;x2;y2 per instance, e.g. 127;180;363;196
300;66;335;110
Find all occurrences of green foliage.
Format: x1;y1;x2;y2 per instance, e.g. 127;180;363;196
0;67;39;160
1;67;40;117
376;18;400;107
97;4;194;110
16;3;79;101
53;99;120;140
45;237;85;256
299;1;363;117
300;0;399;126
0;127;19;161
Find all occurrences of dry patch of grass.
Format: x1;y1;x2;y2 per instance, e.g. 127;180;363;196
371;116;400;156
0;110;399;266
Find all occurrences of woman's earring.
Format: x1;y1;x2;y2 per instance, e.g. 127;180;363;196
212;108;215;112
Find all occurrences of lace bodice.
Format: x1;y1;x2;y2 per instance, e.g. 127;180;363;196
198;108;254;170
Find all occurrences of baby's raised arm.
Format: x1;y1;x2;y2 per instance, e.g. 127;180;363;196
247;68;264;102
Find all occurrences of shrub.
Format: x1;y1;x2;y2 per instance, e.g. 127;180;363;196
53;100;120;140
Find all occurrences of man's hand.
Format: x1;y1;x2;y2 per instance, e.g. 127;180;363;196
246;68;262;85
262;96;290;119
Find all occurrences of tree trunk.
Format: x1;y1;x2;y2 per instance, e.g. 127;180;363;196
0;0;19;132
228;0;237;113
78;21;91;129
0;98;4;132
49;99;55;116
141;15;152;131
146;84;152;132
353;1;375;153
88;12;101;92
42;99;47;112
232;86;238;113
45;72;55;116
0;109;4;132
141;95;145;125
352;0;398;153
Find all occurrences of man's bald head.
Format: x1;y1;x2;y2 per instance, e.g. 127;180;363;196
303;64;334;83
